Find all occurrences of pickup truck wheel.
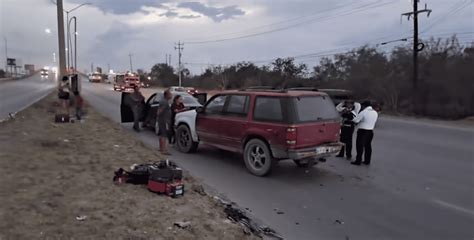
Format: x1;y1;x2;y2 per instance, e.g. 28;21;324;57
176;125;198;153
244;139;274;176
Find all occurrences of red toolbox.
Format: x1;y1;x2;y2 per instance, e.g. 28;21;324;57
147;179;184;197
147;165;184;197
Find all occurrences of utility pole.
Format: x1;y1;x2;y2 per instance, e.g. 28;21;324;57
56;0;67;78
3;37;7;75
128;53;134;72
402;0;432;90
175;41;184;87
91;62;93;73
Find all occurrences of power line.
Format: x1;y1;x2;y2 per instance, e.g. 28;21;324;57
185;0;397;45
421;0;473;34
185;1;359;41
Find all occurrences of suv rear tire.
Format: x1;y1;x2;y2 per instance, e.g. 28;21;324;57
176;125;198;153
244;139;274;176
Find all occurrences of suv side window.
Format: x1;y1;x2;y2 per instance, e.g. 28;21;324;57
224;95;249;116
253;96;283;122
205;95;227;115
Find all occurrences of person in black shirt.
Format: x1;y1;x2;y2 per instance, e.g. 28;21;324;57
336;100;357;159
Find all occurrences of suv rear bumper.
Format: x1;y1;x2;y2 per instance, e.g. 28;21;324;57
272;142;344;160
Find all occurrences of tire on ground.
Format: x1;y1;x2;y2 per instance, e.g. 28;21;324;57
176;124;198;153
243;139;275;176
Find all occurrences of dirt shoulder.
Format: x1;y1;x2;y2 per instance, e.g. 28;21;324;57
0;94;258;240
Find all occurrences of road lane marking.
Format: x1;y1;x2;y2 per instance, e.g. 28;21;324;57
432;199;474;217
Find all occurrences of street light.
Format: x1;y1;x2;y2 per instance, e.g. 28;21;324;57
68;16;77;73
64;2;90;69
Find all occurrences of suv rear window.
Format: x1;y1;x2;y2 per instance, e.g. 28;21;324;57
254;97;284;122
293;96;339;122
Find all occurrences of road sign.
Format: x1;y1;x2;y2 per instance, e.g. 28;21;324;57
7;58;16;66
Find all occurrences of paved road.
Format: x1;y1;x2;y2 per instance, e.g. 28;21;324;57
0;73;56;120
81;80;474;240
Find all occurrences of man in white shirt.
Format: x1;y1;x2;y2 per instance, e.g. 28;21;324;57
351;100;378;165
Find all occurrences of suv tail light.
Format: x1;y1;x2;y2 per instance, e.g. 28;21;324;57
286;127;297;145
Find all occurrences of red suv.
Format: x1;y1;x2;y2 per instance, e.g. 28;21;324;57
174;88;343;176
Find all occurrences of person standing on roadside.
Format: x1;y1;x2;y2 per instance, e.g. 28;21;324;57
58;76;71;115
73;91;84;120
335;100;357;160
130;85;145;132
157;89;173;155
351;100;378;165
169;95;186;144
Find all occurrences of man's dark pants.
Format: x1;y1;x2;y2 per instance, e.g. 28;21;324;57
132;104;142;130
355;129;374;164
338;126;354;158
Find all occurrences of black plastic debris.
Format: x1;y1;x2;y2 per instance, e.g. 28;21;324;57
334;219;344;225
174;221;191;229
224;205;283;239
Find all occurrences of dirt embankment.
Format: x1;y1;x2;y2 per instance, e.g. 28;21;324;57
0;94;257;240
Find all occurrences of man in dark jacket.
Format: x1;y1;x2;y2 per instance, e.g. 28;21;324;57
336;100;357;159
129;86;145;132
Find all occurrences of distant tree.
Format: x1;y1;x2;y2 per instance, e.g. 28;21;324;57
150;63;178;87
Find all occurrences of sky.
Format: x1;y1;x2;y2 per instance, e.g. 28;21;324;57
0;0;473;74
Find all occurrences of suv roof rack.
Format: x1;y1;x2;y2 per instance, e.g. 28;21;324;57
287;87;319;92
239;86;287;93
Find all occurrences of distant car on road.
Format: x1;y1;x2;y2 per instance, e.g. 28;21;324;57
89;72;102;83
169;86;187;92
174;88;343;176
120;91;202;135
40;69;48;77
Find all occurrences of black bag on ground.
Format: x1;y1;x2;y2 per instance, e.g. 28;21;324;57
55;114;70;123
113;160;182;185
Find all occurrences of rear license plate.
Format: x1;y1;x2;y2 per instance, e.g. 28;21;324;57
316;146;336;155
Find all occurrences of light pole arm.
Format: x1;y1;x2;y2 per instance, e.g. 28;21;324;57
69;3;90;13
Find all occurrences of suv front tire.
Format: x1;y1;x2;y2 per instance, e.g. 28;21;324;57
243;139;274;176
176;124;198;153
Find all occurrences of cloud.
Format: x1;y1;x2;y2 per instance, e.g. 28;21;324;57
179;14;200;19
177;2;245;22
159;10;179;18
68;0;166;15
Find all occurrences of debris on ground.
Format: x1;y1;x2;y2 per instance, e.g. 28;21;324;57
334;219;345;225
174;221;192;229
224;205;283;239
75;215;87;221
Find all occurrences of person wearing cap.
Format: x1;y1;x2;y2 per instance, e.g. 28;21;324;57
351;100;378;165
335;100;359;159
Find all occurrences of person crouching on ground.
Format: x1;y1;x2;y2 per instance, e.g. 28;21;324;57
157;89;172;155
130;85;145;132
169;95;187;144
335;100;357;160
351;100;378;165
73;91;84;120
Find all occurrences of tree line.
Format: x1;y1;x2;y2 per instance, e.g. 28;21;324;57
146;36;474;119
